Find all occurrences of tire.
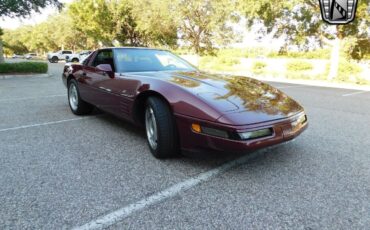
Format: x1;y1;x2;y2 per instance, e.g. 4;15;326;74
72;58;79;63
68;79;94;115
145;97;179;158
51;56;58;63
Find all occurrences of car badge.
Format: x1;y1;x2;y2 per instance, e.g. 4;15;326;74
319;0;359;24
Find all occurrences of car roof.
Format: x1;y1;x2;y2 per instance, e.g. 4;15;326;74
98;47;167;52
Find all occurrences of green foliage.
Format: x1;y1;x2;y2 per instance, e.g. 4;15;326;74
0;62;48;74
2;11;102;55
219;56;240;66
241;0;370;57
286;60;313;71
131;0;178;48
174;0;240;54
69;0;118;46
0;0;62;17
69;0;178;47
252;61;267;74
335;59;370;85
199;55;240;71
267;49;331;59
354;77;370;86
336;59;362;82
342;38;370;60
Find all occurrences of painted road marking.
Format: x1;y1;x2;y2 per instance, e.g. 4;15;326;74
72;150;266;230
0;94;66;102
0;117;91;132
342;91;369;97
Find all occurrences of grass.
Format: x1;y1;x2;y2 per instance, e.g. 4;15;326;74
0;62;48;74
174;47;333;59
199;55;240;71
335;59;368;85
177;47;369;85
268;48;331;59
252;61;267;74
286;60;313;71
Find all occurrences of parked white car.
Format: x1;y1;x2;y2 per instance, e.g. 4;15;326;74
12;54;24;59
47;50;73;63
66;50;92;63
25;53;37;59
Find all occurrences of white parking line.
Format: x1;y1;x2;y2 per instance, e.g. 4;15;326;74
72;150;264;230
342;91;369;97
0;94;66;102
0;117;90;132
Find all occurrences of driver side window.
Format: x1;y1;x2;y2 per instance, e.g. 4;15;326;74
91;50;115;71
82;52;94;66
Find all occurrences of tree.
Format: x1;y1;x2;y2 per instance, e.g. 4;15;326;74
0;28;3;62
2;11;96;55
130;0;178;48
241;0;370;79
2;28;30;55
68;0;178;47
0;0;62;17
0;0;62;62
172;0;240;55
69;0;116;46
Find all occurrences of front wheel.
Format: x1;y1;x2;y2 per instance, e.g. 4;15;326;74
51;56;58;63
145;97;179;158
68;79;94;115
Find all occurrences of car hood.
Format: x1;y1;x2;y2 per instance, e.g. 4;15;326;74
133;71;304;125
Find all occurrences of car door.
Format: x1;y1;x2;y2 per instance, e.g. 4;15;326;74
92;50;137;119
62;51;72;60
81;49;120;114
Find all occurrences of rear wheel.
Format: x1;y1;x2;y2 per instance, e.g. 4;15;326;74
145;97;179;158
51;56;58;63
72;58;79;63
68;79;94;115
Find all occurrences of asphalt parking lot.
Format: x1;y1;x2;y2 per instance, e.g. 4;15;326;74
1;62;370;229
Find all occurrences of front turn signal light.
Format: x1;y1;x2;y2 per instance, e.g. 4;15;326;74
191;123;202;133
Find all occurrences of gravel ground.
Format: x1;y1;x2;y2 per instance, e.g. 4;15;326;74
0;61;369;229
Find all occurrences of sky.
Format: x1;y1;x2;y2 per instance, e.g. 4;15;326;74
0;0;73;30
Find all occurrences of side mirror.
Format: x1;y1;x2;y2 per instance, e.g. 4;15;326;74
96;64;114;78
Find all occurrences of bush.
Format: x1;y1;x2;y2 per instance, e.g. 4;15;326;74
199;55;239;72
286;60;313;71
354;76;370;85
218;56;240;66
268;49;331;59
0;62;48;74
252;61;267;74
336;59;362;83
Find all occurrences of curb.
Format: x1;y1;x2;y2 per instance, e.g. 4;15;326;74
253;76;370;91
0;73;52;80
216;71;370;91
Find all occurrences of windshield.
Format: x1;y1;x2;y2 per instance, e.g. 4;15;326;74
114;49;197;73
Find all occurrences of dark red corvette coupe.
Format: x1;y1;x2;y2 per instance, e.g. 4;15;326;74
62;47;308;158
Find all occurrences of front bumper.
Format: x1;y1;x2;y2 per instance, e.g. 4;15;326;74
175;112;308;153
